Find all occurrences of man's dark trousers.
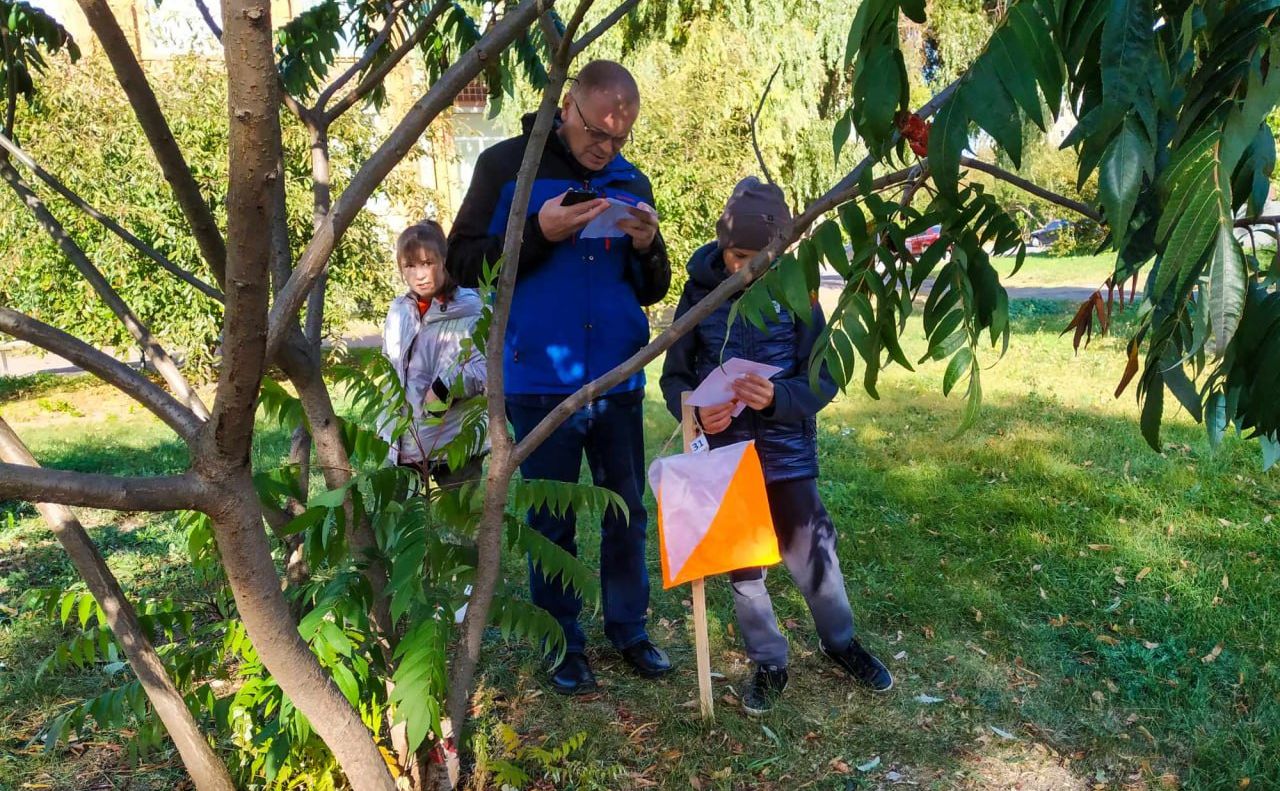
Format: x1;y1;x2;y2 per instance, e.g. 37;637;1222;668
507;390;650;655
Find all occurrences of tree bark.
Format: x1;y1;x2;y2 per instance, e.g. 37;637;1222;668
205;2;397;788
0;463;202;511
0;419;236;791
73;0;228;286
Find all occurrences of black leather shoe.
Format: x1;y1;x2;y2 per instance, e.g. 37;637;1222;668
822;638;894;692
620;640;673;678
549;652;597;695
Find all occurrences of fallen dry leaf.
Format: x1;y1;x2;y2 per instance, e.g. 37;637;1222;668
1201;644;1225;664
922;625;935;640
893;650;908;661
829;758;852;774
1222;574;1230;591
973;608;983;623
1136;567;1152;581
1088;543;1114;552
1096;634;1120;646
1138;725;1157;745
1144;640;1161;650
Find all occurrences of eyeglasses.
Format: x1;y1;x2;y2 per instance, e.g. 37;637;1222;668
568;94;632;151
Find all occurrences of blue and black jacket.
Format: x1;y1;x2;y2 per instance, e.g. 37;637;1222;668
660;242;837;484
446;112;671;396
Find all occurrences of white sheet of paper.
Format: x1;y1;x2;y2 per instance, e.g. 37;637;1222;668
580;198;649;239
686;357;785;417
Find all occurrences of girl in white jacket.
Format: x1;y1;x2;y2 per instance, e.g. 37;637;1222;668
381;220;487;486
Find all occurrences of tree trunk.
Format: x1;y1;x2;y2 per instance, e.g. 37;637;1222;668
207;2;397;787
0;420;236;791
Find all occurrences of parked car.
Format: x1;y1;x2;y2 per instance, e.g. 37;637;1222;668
1029;219;1070;247
905;224;942;255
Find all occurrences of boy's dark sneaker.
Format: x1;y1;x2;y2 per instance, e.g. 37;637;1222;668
742;664;789;716
549;652;597;695
822;639;893;692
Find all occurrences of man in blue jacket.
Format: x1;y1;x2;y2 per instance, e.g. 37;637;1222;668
447;60;672;694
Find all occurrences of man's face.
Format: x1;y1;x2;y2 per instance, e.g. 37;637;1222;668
560;88;638;171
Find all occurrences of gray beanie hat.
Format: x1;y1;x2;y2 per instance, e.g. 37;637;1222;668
716;177;791;252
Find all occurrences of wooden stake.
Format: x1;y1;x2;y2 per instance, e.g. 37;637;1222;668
681;392;714;721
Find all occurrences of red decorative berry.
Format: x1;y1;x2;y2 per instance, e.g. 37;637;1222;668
897;113;931;157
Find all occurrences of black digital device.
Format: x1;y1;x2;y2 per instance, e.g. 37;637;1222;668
563;187;602;206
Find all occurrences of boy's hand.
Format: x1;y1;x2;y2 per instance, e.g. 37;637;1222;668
698;401;736;434
732;373;775;411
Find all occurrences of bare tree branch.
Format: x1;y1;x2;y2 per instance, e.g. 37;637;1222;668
751;63;781;186
1235;214;1280;228
74;0;228;287
569;0;639;59
0;419;234;791
449;0;592;752
322;0;452;124
1;27;17;140
0;464;202;511
193;0;223;41
315;0;407;113
0;308;203;441
538;11;565;54
0;132;225;302
0;159;211;420
266;0;553;358
960;156;1102;222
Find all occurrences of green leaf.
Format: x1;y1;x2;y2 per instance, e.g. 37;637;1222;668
1100;0;1156;112
1099;116;1151;240
833;110;853;162
1262;433;1280;471
927;95;969;199
1206;229;1246;358
942;347;973;397
988;29;1045;129
1140;370;1164;451
900;0;926;24
967;59;1024;167
949;361;983;439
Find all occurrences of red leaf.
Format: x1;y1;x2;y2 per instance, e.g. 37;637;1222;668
1115;338;1140;398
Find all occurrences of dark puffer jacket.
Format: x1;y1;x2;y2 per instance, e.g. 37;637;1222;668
660;243;837;483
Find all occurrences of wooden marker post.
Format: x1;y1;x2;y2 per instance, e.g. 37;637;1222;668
681;392;714;721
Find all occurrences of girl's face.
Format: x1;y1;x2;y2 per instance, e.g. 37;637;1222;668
723;247;761;274
399;245;446;299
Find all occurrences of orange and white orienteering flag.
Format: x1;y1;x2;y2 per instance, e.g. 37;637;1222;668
647;440;781;589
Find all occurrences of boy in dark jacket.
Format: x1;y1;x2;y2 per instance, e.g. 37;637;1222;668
660;177;893;715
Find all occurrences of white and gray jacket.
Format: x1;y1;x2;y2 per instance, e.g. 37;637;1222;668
381;288;487;465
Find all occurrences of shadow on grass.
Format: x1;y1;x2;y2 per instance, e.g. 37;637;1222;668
472;391;1278;790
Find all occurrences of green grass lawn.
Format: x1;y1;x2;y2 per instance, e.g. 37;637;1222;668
994;253;1119;289
2;299;1278;790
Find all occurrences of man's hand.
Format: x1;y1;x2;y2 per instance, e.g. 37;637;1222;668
732;373;775;411
538;191;610;242
617;202;659;251
698;401;736;434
